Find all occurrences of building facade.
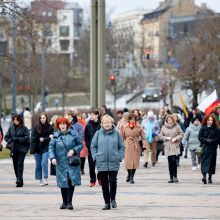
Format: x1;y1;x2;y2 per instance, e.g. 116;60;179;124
141;0;208;62
30;0;83;65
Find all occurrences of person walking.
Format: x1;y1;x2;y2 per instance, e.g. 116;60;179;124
23;107;32;131
182;117;202;171
0;123;3;151
31;112;54;186
76;111;88;175
85;109;101;187
49;117;82;210
91;115;124;210
141;111;160;168
120;113;147;184
198;114;219;184
4;114;30;187
159;115;183;183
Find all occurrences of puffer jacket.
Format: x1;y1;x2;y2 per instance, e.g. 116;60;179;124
91;127;124;172
49;128;83;188
182;123;201;150
4;125;30;153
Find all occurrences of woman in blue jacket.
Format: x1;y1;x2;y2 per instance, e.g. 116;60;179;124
91;115;124;210
49;117;82;210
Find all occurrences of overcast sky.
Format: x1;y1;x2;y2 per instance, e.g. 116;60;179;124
22;0;220;15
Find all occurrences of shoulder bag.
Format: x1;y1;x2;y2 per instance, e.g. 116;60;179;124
60;138;80;166
195;130;211;155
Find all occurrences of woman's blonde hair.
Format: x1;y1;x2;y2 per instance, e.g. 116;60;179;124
101;114;114;126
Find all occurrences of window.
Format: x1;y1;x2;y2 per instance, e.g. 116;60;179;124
60;40;69;51
60;26;70;37
63;16;67;21
74;24;81;38
48;11;52;16
42;11;46;16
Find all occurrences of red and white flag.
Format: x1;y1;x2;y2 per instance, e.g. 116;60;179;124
197;90;219;115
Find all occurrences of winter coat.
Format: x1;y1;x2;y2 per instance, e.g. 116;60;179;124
4;125;30;153
23;110;32;130
182;124;201;151
30;124;54;154
141;118;160;143
85;120;101;150
198;125;219;175
91;127;124;172
78;119;88;158
49;128;83;188
120;123;147;169
72;121;84;141
159;123;183;157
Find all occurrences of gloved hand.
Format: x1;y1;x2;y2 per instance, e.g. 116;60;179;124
206;139;213;144
12;137;19;142
152;132;157;138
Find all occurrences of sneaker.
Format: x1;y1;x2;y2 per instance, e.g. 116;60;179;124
43;178;48;185
39;180;45;186
90;182;96;187
192;167;197;171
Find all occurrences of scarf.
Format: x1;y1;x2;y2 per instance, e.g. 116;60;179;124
146;120;153;143
128;121;136;129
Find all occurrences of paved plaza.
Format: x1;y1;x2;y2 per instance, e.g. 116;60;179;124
0;152;220;220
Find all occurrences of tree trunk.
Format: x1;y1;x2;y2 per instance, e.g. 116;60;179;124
192;88;199;109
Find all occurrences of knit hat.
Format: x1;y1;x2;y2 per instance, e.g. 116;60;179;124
191;116;202;124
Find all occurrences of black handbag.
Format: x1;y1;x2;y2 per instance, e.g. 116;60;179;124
6;142;14;151
61;138;80;166
68;154;80;166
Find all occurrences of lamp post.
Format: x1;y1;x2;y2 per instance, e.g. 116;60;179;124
11;9;17;115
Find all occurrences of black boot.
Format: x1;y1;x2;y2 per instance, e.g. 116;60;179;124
126;170;131;182
60;188;67;209
67;187;74;210
130;169;135;184
202;173;207;184
102;203;111;210
208;175;212;184
111;200;117;208
143;162;148;168
173;177;179;183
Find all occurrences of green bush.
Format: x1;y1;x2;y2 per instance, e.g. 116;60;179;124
0;148;10;159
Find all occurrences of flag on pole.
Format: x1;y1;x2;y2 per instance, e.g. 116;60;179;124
179;95;188;118
197;90;219;115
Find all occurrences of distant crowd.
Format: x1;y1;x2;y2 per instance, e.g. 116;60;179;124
0;104;220;210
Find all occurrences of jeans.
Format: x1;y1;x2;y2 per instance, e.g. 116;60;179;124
12;152;26;183
99;171;118;204
34;152;49;180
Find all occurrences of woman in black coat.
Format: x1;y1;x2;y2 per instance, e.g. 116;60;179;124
5;114;30;187
198;114;219;184
31;112;54;186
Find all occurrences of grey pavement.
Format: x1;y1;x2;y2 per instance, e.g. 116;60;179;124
0;152;220;220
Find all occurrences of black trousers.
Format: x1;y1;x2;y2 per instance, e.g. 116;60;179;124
80;157;86;171
12;152;26;183
99;171;118;204
61;179;75;205
88;152;100;183
168;155;177;179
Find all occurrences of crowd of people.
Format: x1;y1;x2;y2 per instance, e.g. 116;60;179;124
0;104;220;210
